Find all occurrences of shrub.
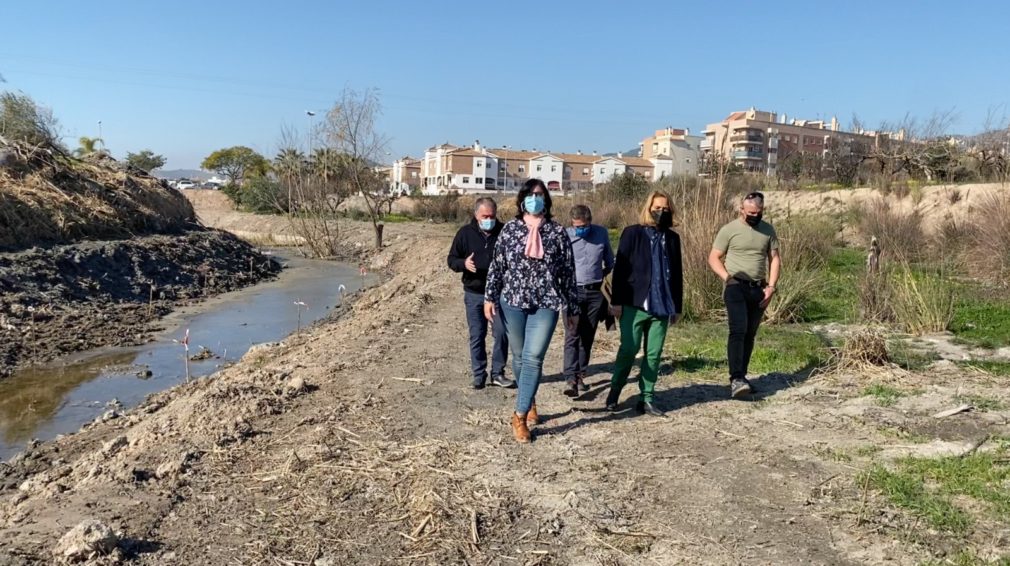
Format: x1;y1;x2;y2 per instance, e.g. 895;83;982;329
764;215;838;324
853;199;926;261
888;262;957;335
413;193;467;223
0;91;61;148
965;191;1010;283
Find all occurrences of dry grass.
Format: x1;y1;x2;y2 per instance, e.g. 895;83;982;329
0;140;195;251
853;198;926;261
964;191;1010;283
202;403;542;565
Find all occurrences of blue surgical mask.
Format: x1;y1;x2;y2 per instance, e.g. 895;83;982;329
524;195;545;215
574;226;590;238
478;218;496;231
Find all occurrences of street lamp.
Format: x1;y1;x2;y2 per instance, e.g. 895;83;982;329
305;110;317;154
97;120;103;151
501;144;509;192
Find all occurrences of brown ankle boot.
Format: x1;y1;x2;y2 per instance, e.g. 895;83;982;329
526;404;540;428
511;413;531;443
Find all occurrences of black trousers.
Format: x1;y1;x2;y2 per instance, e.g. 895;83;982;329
724;282;765;382
563;287;606;380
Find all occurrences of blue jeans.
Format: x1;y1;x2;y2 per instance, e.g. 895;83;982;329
500;301;559;415
464;291;508;385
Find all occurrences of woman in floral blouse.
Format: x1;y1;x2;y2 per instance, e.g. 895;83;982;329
485;179;579;444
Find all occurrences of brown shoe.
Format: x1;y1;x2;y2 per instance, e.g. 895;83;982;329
526;404;540;428
511;413;531;444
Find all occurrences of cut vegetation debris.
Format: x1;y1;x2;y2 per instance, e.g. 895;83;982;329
0;137;195;251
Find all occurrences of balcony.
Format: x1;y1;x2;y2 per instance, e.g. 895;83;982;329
732;150;764;160
730;133;763;143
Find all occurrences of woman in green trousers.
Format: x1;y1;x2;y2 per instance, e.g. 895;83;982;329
605;190;684;417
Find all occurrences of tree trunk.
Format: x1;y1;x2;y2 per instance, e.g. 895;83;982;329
374;222;384;250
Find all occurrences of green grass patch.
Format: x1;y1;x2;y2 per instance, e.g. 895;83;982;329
381;212;416;223
951;294;1010;349
867;450;1010;535
922;549;1010;566
665;322;826;379
958;360;1010;376
862;384;910;407
955;394;1006;412
802;247;864;323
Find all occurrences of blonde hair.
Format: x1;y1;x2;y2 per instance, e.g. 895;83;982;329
638;190;677;227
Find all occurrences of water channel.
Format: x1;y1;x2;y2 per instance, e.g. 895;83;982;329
0;251;374;461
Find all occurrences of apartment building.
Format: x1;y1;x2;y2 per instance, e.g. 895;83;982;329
638;127;702;176
417;129;698;195
701;108;884;175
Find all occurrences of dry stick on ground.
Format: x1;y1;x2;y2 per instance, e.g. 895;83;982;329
855;471;872;527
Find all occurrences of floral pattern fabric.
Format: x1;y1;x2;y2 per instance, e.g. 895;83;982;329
485;218;580;315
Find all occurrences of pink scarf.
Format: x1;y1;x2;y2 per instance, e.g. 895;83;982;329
523;214;544;259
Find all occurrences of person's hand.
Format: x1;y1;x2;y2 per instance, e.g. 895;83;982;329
609;305;622;318
760;286;776;309
565;314;579;332
484;301;496;322
465;253;477;273
669;313;682;325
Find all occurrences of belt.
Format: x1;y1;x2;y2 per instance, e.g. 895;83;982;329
731;276;767;288
578;282;603;291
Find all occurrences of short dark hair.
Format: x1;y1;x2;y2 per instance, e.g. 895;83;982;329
570;204;592;222
515;179;553;219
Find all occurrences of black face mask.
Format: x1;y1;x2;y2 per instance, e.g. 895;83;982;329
745;213;763;227
651;210;673;230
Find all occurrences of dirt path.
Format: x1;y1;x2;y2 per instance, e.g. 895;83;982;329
0;214;1007;564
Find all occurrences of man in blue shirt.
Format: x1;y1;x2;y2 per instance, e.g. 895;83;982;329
563;204;615;397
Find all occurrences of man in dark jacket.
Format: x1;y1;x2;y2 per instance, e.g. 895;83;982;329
447;197;513;389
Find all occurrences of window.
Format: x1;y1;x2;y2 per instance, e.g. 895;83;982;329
536;164;542;172
518;165;525;173
582;167;589;175
411;172;417;178
476;177;483;184
550;165;557;172
599;168;606;174
463;176;470;184
476;161;483;168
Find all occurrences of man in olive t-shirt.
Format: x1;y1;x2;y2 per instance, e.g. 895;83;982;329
708;192;781;399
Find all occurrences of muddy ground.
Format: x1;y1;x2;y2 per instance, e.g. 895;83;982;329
0;203;1007;564
0;229;280;377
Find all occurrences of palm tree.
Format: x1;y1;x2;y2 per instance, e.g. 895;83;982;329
74;136;103;157
310;148;346;183
273;148;305;181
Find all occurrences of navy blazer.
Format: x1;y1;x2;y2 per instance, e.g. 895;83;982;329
610;224;684;315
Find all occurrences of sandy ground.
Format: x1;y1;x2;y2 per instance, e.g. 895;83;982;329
0;193;1007;565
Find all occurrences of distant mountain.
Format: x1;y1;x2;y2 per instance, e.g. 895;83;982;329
155;169;210;180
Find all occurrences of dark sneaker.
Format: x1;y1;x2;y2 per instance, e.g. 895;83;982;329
577;374;590;392
491;374;516;388
730;378;753;399
563;379;579;397
472;381;486;390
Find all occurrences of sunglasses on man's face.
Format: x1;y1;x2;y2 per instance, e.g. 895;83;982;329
745;192;764;200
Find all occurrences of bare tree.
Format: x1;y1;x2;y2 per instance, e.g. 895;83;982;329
866;110;960;183
319;88;391;249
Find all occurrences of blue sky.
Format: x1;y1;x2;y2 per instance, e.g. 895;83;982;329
2;0;1007;170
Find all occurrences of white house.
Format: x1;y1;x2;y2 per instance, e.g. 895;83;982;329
591;156;627;185
528;153;564;191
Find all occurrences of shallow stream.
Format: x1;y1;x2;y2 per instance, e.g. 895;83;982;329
0;251;374;461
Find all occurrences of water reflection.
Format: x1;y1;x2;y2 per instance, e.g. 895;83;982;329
0;351;137;444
